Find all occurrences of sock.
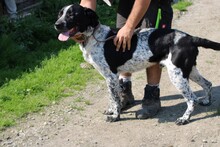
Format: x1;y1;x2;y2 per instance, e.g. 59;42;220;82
119;76;131;82
148;84;160;88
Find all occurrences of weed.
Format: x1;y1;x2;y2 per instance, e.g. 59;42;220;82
172;0;193;11
74;97;92;105
84;100;92;105
71;105;85;111
74;97;85;103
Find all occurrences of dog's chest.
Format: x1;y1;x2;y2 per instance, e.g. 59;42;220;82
80;42;103;65
80;38;107;75
79;26;108;64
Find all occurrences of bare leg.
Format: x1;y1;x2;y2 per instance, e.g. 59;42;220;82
119;72;132;78
146;63;162;85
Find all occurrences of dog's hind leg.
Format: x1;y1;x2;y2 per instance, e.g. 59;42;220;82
189;66;212;106
167;67;197;125
162;56;197;125
167;68;197;125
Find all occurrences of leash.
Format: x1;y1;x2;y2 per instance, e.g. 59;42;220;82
93;34;116;42
92;27;141;43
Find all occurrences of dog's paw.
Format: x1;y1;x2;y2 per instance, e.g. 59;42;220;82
199;101;211;106
175;117;190;125
199;98;211;106
106;115;120;122
103;110;113;115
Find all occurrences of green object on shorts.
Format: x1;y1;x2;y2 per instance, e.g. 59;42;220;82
155;8;162;29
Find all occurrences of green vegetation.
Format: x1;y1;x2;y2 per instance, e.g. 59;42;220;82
0;0;115;130
172;0;193;11
71;96;92;111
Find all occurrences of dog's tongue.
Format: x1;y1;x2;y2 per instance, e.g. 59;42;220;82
58;32;70;41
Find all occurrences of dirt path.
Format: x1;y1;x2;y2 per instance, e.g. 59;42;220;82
1;0;220;146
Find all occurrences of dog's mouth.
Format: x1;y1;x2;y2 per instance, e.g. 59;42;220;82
58;27;79;41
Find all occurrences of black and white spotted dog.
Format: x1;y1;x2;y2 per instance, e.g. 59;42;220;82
55;4;220;125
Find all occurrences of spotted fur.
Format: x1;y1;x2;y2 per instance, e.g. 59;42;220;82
55;4;220;125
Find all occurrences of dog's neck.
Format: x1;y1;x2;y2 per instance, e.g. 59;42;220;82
80;23;110;46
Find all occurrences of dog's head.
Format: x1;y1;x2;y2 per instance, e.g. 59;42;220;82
54;3;99;41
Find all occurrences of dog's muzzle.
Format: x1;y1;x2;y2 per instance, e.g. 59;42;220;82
55;25;79;42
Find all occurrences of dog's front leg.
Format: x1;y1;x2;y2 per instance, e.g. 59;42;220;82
104;76;121;122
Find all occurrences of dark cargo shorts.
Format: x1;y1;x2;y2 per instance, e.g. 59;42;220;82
116;0;173;29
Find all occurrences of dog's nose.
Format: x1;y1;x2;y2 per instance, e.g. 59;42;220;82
54;22;65;30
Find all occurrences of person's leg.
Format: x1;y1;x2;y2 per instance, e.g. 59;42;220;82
147;64;161;85
117;14;135;109
116;0;138;109
136;64;162;119
4;0;17;19
136;0;173;119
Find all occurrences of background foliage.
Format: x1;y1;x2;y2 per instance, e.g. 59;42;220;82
0;0;116;130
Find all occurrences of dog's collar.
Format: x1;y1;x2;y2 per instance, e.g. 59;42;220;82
92;25;141;43
81;24;141;46
77;25;100;46
78;24;112;46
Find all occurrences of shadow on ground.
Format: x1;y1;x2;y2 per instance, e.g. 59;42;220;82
120;86;220;124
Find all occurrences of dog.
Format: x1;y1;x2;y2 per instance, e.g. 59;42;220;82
55;4;220;125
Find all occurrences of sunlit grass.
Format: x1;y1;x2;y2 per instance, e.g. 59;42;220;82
172;0;193;11
0;44;100;130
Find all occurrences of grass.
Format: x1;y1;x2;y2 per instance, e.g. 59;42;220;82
71;96;93;111
74;96;92;105
0;44;100;130
172;0;193;11
0;0;116;131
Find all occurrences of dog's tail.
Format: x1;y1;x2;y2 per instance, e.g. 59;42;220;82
192;36;220;51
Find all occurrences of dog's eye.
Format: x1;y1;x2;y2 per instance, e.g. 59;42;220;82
68;13;72;16
67;11;74;16
58;11;63;18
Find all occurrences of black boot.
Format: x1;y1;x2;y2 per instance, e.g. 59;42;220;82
136;85;161;119
119;79;135;110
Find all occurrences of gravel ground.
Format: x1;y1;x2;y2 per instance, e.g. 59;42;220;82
1;0;220;146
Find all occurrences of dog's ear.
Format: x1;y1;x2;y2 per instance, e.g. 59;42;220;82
84;8;99;27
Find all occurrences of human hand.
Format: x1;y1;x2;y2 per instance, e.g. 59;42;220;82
113;25;134;52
